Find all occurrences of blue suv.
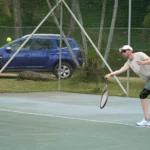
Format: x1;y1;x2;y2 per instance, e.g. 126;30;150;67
0;34;83;79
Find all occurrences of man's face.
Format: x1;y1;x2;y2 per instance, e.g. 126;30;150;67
121;49;131;58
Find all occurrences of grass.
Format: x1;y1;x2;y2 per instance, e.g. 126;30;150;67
108;77;145;97
0;76;145;98
0;46;146;98
0;79;58;92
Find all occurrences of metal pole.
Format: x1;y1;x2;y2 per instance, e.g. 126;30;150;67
127;0;132;96
58;2;63;91
62;0;127;95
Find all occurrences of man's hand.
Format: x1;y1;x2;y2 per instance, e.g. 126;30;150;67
137;61;144;65
105;74;112;79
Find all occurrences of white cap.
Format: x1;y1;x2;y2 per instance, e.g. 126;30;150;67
119;45;133;53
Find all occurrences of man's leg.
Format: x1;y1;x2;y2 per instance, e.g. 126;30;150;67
140;98;149;119
137;88;150;126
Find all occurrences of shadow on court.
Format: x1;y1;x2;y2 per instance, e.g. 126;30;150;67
0;92;149;150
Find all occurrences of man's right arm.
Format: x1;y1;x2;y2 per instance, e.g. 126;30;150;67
105;65;130;79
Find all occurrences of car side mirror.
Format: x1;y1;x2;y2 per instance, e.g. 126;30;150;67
5;46;12;52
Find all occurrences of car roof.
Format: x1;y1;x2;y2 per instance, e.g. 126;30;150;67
23;34;61;38
22;34;74;41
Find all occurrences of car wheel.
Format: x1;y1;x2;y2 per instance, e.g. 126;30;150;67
53;62;73;79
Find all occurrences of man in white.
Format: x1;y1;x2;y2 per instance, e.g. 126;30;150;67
105;45;150;126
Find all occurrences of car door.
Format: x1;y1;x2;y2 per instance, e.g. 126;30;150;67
30;39;54;68
3;39;31;69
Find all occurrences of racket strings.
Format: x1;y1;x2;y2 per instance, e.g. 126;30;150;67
100;90;108;108
100;79;108;109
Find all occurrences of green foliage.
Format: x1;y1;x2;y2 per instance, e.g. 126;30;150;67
143;5;150;27
87;49;102;78
0;0;11;17
80;0;101;7
69;48;104;93
0;77;145;97
0;0;149;27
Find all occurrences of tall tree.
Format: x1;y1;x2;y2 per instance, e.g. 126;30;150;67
102;0;118;68
75;0;88;66
0;0;11;17
67;0;77;36
13;0;22;38
97;0;106;51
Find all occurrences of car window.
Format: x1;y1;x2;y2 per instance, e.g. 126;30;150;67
29;39;53;50
10;40;28;51
10;39;53;51
68;40;78;48
56;40;67;48
56;39;78;48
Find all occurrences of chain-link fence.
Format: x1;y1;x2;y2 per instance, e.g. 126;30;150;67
0;26;149;93
0;26;150;71
1;27;150;49
0;0;150;94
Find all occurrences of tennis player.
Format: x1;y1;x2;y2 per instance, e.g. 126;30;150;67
105;45;150;126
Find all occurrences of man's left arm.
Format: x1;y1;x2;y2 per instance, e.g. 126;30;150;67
137;52;150;65
137;58;150;65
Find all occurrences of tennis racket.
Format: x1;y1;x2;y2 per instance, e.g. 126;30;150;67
100;78;108;109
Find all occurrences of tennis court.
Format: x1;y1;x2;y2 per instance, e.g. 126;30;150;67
0;92;149;150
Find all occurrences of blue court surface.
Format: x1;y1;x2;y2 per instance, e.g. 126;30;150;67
0;92;149;150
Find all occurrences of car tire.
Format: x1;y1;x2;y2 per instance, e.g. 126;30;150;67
53;62;73;79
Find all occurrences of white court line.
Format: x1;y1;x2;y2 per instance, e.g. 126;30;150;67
0;108;139;128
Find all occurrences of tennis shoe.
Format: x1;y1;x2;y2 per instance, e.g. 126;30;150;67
147;121;150;126
136;118;150;126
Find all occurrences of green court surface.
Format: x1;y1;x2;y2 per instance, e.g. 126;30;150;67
0;92;149;150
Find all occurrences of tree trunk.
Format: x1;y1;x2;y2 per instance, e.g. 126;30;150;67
67;0;77;36
97;0;106;51
13;0;22;38
75;0;88;66
102;0;118;68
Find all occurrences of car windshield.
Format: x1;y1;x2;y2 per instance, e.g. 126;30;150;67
2;38;21;48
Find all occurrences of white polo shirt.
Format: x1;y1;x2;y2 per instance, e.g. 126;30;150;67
124;52;150;81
